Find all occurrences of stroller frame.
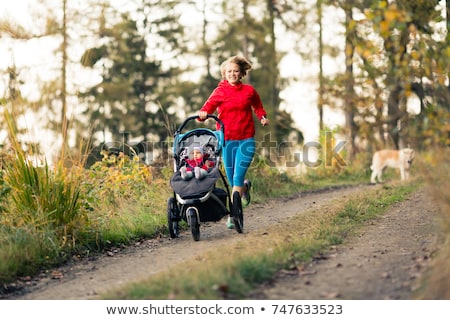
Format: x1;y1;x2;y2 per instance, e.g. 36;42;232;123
167;115;244;241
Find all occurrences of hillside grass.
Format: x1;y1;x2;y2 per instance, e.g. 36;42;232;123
0;149;366;287
413;148;450;299
0;146;448;300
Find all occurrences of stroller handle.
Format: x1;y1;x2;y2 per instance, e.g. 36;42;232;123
174;114;225;136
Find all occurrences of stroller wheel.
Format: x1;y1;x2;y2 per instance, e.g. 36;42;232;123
232;191;244;233
167;197;179;238
187;207;200;241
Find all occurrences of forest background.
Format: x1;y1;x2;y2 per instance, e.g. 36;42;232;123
0;0;449;295
1;0;448;167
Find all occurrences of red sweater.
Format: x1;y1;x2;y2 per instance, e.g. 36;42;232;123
185;157;213;171
200;80;267;140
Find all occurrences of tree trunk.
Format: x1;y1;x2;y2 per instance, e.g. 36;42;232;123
60;0;68;159
386;85;403;149
343;3;356;159
317;0;324;132
266;0;279;142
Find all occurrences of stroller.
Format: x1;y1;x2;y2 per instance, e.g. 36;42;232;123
167;115;244;241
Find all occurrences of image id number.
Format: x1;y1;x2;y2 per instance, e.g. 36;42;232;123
271;304;343;315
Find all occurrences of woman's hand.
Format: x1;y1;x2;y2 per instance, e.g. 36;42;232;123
261;116;269;126
198;111;208;120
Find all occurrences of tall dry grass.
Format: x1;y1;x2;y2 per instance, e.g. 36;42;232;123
415;148;450;299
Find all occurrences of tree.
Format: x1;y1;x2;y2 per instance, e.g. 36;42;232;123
61;0;69;159
368;0;445;149
79;1;187;151
317;0;325;132
322;0;447;152
0;1;63;156
342;1;357;159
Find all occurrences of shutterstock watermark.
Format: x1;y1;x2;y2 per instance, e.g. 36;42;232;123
97;131;347;168
258;131;347;168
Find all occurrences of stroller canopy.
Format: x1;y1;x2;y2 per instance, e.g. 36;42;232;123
173;129;223;162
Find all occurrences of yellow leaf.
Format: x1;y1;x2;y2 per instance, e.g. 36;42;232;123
380;20;390;36
384;10;397;23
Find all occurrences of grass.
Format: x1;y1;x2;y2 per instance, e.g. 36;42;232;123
0;153;170;284
412;148;450;299
1;143;448;300
0;224;61;279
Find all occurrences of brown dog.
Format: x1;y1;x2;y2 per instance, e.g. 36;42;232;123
370;148;415;184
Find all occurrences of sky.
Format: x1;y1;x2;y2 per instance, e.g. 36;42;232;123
0;0;350;161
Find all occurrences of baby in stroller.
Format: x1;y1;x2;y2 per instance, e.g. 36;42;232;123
180;146;215;180
168;115;245;241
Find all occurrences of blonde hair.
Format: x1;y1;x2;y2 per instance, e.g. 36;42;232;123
220;55;252;79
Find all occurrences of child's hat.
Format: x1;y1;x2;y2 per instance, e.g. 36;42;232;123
193;147;203;153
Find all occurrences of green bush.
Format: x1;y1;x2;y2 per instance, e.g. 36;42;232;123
2;154;84;238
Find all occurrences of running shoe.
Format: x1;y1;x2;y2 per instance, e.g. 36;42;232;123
226;216;235;229
241;179;251;207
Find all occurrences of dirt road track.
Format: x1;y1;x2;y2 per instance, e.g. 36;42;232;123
249;187;438;299
7;184;439;300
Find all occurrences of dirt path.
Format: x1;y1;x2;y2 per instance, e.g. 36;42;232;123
249;187;438;299
6;184;439;300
